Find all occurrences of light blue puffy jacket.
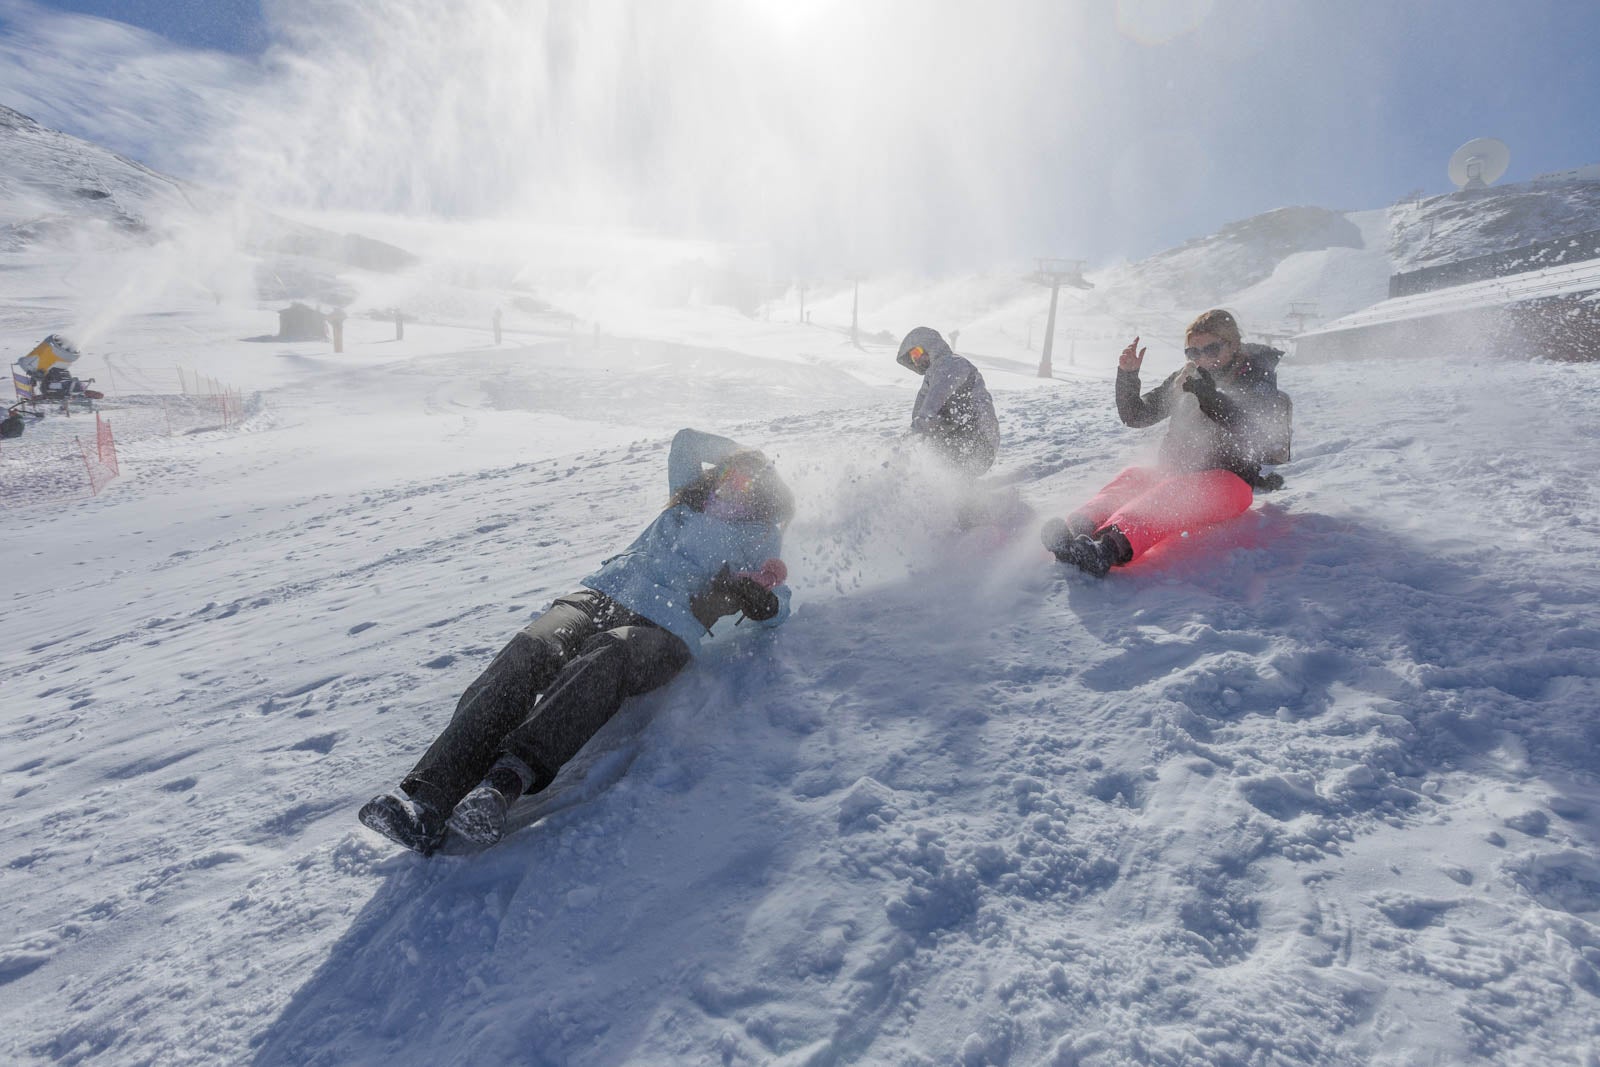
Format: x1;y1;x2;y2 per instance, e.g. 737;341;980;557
581;429;792;650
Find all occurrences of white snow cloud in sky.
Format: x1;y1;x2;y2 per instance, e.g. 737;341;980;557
5;0;1600;275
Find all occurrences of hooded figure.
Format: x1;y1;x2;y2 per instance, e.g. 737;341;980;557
896;326;1000;475
1041;309;1292;577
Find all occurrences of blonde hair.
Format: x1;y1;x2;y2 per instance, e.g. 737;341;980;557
1185;308;1242;345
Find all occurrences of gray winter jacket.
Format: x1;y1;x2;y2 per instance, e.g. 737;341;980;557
896;327;999;451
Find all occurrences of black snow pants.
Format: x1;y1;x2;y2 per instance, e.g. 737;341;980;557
925;420;996;477
400;589;692;813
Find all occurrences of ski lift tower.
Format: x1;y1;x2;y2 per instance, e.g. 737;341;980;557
1286;302;1320;335
1031;258;1092;378
850;277;861;348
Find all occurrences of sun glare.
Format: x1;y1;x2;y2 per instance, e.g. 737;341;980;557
752;0;839;35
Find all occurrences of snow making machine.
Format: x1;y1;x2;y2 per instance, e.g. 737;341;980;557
8;334;102;434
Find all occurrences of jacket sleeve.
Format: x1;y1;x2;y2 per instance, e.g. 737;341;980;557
668;428;742;492
1116;369;1176;428
911;358;974;431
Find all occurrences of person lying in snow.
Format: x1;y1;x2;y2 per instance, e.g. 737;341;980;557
360;428;796;855
896;326;1000;477
1040;308;1291;577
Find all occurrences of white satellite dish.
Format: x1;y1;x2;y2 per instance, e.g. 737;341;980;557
1448;137;1510;190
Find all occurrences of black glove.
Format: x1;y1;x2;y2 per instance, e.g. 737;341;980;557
1182;366;1236;425
690;565;740;629
691;566;781;627
729;575;781;621
1181;365;1219;402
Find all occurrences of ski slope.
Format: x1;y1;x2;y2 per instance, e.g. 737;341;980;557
3;242;1599;1066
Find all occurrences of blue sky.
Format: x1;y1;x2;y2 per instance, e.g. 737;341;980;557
36;0;263;54
7;0;1600;269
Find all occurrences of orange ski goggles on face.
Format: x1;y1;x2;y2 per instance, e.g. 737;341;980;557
719;464;756;498
904;345;929;366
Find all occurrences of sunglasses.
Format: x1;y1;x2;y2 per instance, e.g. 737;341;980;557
1184;340;1230;360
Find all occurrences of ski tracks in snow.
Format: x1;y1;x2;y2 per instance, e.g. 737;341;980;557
5;357;1600;1065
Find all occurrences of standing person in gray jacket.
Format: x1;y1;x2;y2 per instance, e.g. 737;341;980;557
360;428;795;855
897;326;1000;476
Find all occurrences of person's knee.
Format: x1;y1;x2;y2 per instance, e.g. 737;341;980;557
604;627;690;691
1229;474;1254;507
495;629;565;679
577;629;627;660
1210;472;1254;512
522;602;593;660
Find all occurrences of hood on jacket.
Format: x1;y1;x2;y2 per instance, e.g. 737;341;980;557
1231;343;1284;387
897;326;952;373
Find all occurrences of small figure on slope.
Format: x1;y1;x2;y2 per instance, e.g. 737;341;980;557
360;428;796;854
1041;308;1291;577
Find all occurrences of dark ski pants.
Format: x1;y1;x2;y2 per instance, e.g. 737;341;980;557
925;424;996;477
400;589;691;813
1071;466;1253;561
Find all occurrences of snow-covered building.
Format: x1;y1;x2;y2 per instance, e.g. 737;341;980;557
276;302;328;342
1296;186;1600;363
1294;254;1600;362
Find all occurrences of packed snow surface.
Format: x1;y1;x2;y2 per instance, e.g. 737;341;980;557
3;236;1599;1067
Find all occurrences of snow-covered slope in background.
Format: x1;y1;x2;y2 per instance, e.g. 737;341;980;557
0;104;195;245
1390;178;1600;272
0;105;426;344
1093;206;1366;311
0;0;248;177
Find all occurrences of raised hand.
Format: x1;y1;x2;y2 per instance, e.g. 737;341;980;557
1118;337;1146;372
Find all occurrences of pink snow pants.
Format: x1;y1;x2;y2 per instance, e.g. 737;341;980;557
1073;466;1254;562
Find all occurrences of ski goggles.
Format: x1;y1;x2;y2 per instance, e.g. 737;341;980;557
719;465;758;497
717;454;775;496
1183;340;1230;360
904;345;929;364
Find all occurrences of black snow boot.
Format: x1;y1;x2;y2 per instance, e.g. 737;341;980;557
447;755;535;847
359;792;447;855
1041;514;1099;556
1052;527;1133;578
1040;518;1073;557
